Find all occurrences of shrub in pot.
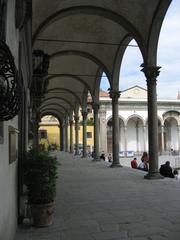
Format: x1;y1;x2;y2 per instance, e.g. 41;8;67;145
24;148;58;227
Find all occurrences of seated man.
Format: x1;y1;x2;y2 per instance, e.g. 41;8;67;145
131;157;138;169
100;152;105;161
159;161;174;178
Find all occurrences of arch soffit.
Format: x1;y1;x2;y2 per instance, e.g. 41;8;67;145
46;87;81;104
106;115;125;126
126;114;145;126
46;74;92;96
40;103;69;115
163;110;180;118
41;96;74;110
50;50;111;83
158;117;163;126
163;110;180;125
163;116;179;126
33;6;146;60
40;111;63;123
112;35;134;89
40;108;66;119
146;1;172;65
144;116;164;126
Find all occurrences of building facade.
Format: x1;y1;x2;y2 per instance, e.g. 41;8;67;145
99;86;180;156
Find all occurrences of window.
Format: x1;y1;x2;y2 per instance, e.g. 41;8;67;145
39;129;47;139
87;132;92;139
0;121;3;144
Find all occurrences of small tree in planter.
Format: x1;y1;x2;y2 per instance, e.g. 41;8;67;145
24;148;58;227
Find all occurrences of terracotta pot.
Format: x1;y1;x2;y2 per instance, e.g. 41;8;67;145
31;202;54;227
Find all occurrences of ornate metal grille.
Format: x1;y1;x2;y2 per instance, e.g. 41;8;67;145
0;40;21;121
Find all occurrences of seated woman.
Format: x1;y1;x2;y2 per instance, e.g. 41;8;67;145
138;159;148;171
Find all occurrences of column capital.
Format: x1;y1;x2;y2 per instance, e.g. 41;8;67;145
81;111;88;118
109;90;121;100
141;65;161;84
92;103;99;113
69;120;74;126
74;115;79;122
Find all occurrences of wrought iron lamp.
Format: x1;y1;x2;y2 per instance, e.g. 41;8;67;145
0;40;20;121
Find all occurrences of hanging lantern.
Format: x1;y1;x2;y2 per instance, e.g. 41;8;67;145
0;40;21;121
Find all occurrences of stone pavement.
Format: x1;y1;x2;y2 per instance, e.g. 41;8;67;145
15;152;180;240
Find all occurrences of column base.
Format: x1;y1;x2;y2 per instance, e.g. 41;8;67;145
144;172;164;180
110;163;123;168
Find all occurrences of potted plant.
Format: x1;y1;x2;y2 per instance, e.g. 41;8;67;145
23;148;58;227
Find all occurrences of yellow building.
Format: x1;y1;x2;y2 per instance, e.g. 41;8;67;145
39;115;94;152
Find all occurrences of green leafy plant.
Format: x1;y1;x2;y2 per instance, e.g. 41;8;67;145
24;148;58;204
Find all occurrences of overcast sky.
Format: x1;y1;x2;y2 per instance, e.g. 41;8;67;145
100;0;180;99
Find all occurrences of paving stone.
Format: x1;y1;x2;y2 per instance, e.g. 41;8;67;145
92;230;129;240
14;152;180;240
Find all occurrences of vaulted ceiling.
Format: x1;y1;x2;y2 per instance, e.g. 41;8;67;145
32;0;172;122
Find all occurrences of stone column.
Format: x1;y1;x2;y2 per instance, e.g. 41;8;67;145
32;111;40;149
64;120;68;152
109;90;122;167
69;120;74;153
161;125;165;154
141;65;163;179
177;125;180;155
74;116;79;155
136;123;139;153
60;124;64;151
62;123;66;151
92;103;100;161
82;111;87;158
124;126;127;154
99;108;107;153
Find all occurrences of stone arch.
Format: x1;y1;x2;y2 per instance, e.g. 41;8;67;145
164;115;179;153
41;96;74;110
112;35;133;89
32;5;145;58
50;50;112;84
40;109;65;119
126;114;145;126
46;87;81;104
126;114;145;154
146;1;172;65
39;112;63;149
106;116;125;154
39;103;69;115
163;110;180;125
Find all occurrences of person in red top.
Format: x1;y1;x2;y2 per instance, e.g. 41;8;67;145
131;157;138;169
